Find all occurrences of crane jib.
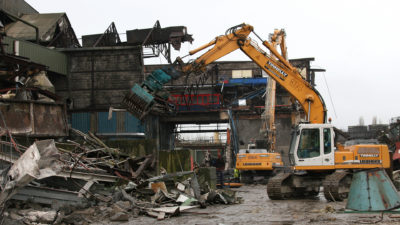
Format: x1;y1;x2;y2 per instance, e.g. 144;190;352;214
264;61;288;80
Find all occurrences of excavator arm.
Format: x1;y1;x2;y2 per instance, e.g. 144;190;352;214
178;24;253;74
177;24;326;124
239;36;326;124
123;23;326;123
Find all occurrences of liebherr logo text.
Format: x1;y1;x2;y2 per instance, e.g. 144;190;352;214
267;61;288;78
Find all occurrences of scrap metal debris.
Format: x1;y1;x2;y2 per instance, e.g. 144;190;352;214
0;139;61;207
0;129;241;224
393;170;400;190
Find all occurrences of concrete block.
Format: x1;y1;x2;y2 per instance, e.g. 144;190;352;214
197;167;217;190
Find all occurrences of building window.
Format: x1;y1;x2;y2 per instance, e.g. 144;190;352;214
297;128;320;159
232;70;252;78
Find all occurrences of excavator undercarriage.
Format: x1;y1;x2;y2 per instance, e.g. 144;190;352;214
267;170;352;201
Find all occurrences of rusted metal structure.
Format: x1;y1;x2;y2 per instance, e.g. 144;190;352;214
0;31;68;137
82;22;121;47
126;20;193;63
0;99;68;137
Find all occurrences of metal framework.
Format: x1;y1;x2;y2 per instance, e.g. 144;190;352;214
92;22;121;47
142;21;172;62
127;20;193;63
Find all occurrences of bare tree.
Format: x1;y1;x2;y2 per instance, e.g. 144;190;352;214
359;117;365;126
372;116;377;125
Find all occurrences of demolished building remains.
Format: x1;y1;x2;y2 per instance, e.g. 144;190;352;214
1;0;400;224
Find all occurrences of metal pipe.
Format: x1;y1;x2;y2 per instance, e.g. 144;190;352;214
252;30;294;71
189;38;217;55
0;9;39;43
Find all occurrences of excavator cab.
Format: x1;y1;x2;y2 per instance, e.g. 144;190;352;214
289;124;335;168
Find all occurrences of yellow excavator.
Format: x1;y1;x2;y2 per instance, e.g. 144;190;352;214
235;141;283;184
124;23;391;201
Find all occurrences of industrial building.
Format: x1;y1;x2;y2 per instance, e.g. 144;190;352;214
0;1;398;224
0;0;324;163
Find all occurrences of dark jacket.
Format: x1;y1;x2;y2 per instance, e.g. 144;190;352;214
215;157;225;171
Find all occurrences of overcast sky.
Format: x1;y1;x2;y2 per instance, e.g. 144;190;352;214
26;0;400;129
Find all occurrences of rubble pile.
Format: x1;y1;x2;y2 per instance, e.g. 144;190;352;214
393;170;400;190
0;130;241;224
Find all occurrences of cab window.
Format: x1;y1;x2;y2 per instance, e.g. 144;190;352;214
323;128;332;154
297;128;320;158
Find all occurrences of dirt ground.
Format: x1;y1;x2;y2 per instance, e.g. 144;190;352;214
100;184;399;225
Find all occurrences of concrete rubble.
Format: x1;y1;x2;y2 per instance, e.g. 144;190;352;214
393;170;400;190
0;129;241;224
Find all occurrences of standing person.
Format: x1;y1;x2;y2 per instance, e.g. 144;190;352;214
203;150;211;167
215;151;225;189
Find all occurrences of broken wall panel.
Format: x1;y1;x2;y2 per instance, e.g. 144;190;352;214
0;99;68;137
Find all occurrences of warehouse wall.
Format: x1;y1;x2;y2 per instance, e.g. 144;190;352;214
57;46;144;111
70;111;145;136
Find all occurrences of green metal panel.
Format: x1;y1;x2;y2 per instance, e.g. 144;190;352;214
346;169;400;211
2;36;14;53
2;36;68;75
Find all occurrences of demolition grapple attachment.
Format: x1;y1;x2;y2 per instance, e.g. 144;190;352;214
122;66;181;119
122;83;154;119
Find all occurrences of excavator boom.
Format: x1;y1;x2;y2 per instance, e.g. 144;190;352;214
123;23;326;124
178;24;326;124
239;39;326;124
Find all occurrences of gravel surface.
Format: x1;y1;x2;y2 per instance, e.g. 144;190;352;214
100;184;399;225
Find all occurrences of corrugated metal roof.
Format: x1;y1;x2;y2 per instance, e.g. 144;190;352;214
0;0;38;16
5;13;65;41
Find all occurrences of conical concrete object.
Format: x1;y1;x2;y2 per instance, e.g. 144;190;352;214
346;169;400;211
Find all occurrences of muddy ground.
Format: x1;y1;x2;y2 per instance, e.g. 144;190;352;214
99;184;399;225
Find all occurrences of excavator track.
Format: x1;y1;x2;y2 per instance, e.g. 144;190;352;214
323;171;351;201
267;173;292;200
